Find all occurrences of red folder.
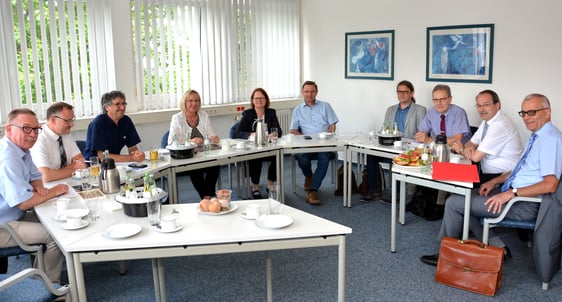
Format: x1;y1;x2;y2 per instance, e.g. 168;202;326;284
431;162;480;183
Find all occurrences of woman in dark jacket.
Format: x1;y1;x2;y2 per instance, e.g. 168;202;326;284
234;88;282;198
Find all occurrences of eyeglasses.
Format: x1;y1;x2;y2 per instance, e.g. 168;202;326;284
396;90;411;94
111;102;128;107
432;97;450;103
10;124;43;134
54;115;77;123
253;97;266;101
475;103;494;109
518;108;549;117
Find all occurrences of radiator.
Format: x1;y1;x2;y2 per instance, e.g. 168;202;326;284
277;109;292;134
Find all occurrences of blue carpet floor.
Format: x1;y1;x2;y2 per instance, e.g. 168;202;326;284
3;157;562;301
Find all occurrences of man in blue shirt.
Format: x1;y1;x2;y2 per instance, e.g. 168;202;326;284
415;84;471;145
84;91;145;162
290;81;339;204
421;93;562;266
0;109;69;282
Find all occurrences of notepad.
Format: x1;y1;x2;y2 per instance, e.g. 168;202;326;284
432;162;480;183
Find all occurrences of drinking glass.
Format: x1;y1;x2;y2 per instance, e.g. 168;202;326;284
89;156;100;186
270;128;279;144
146;200;161;226
87;199;100;222
150;146;159;163
80;168;92;190
267;185;282;215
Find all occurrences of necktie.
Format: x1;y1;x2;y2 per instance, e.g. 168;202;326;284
440;114;446;135
481;122;489;141
501;133;537;191
58;136;67;168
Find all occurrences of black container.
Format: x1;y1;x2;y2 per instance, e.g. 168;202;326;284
115;188;168;217
377;133;402;146
166;143;196;159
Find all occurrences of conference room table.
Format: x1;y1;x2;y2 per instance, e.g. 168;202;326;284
34;198;352;301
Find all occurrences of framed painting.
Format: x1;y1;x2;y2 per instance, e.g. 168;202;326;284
345;30;394;80
426;24;494;83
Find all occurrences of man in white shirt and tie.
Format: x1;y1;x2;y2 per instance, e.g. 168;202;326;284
451;90;523;185
30;102;86;182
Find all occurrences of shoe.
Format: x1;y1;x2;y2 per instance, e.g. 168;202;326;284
304;175;313;191
305;190;321;205
252;190;263;199
360;192;382;203
503;246;512;260
420;253;439;266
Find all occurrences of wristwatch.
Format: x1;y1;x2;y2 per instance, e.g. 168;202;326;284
512;187;518;197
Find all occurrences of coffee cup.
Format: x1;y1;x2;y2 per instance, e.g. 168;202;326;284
53;198;70;214
72;170;83;178
246;204;261;219
221;141;231;151
66;214;83;228
236;141;246;149
159;215;177;231
393;140;403;149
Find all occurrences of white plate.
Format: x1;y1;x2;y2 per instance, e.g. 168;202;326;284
255;214;293;229
393;164;423;170
102;223;142;239
153;224;183;233
239;211;258;220
60;220;89;230
197;204;238;216
52;208;90;221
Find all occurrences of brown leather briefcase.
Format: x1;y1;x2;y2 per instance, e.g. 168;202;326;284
435;237;504;296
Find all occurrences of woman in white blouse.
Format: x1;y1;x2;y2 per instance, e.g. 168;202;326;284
168;90;220;198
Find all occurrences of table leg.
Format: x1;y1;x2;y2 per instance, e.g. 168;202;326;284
73;253;88;301
391;173;397;252
399;179;406;225
65;253;78;302
343;147;349;207
338;236;347;302
462;189;472;240
279;151;285;202
152;258;167;302
266;251;272;302
169;167;178;204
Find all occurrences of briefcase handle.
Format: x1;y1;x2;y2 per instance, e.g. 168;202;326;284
457;239;487;249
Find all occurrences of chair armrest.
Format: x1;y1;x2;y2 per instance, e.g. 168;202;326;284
0;268;70;297
0;223;43;253
485;196;542;225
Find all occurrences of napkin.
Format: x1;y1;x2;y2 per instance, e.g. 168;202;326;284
432;162;480;183
104;200;123;212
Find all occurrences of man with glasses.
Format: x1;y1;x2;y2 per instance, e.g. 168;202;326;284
362;80;426;202
0;108;68;283
30;102;87;182
421;93;562;266
84;90;145;162
450;90;522;185
415;84;471;145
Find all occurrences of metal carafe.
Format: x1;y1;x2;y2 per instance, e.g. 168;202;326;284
432;134;450;162
99;157;121;194
254;119;268;146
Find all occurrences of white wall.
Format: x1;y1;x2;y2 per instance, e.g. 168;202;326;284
301;0;562;142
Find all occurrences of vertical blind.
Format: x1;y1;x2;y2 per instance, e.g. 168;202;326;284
0;0;300;123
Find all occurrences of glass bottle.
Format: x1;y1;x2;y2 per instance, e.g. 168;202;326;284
143;172;152;198
204;135;210;154
127;176;136;198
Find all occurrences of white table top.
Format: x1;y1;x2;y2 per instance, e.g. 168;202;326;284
35;199;352;253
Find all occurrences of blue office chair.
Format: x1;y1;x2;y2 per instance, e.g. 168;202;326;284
0;223;45;274
161;130;170;148
76;139;86;157
0;268;70;301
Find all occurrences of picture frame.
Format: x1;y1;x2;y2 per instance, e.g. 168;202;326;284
426;24;494;83
345;30;394;80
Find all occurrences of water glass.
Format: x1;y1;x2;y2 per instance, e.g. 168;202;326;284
79;168;92;190
146;200;161;226
270;128;279;144
267;185;282;215
87;199;100;221
150;146;159;163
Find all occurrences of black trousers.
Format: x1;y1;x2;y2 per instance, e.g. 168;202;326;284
248;156;276;185
189;166;220;198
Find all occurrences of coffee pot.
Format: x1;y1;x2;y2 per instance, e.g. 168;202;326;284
253;119;268;146
432;134;450;163
100;157;121;194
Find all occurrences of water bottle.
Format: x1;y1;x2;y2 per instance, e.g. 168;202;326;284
204;136;210;154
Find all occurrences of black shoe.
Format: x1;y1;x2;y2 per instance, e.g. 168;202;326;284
252;190;263;199
360;192;381;203
503;246;512;260
420;253;439;266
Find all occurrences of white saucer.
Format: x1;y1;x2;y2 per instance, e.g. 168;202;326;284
255;214;293;229
153;224;183;233
102;223;142;239
60;220;89;230
52;208;90;221
239;212;258;220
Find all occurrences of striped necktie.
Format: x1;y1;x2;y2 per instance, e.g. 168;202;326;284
58;136;67;168
501;133;537;191
440;114;446;135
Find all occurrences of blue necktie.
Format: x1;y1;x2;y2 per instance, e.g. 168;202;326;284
481;122;489;141
501;133;537;192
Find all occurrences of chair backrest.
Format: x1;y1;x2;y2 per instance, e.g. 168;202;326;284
0;224;45;274
76;139;86;156
229;121;240;139
161;130;170;148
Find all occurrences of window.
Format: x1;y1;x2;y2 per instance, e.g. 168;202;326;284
0;0;300;123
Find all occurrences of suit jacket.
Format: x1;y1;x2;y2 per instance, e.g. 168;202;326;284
384;102;426;139
533;178;562;284
233;108;282;139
